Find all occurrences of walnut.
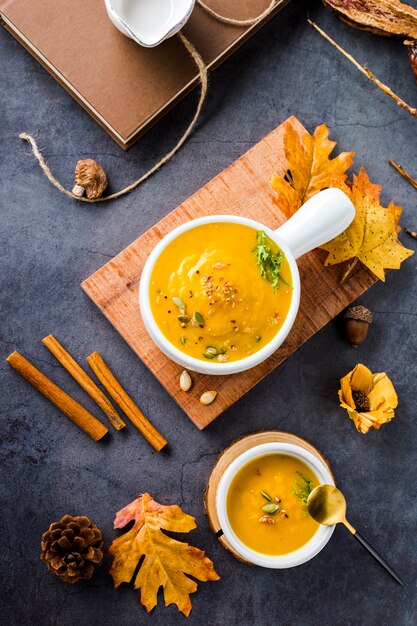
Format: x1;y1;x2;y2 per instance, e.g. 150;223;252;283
72;159;108;199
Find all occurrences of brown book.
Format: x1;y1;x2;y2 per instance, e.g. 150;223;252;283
0;0;289;149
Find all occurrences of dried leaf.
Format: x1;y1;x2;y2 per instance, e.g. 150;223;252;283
108;493;219;616
271;122;354;217
407;41;417;82
324;0;417;39
320;168;414;281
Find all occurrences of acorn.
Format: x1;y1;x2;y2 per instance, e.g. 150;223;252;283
344;305;373;347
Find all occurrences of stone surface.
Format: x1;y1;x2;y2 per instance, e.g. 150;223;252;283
1;1;416;624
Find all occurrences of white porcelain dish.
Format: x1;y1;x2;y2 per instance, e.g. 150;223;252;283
139;188;355;375
105;0;195;47
216;442;335;568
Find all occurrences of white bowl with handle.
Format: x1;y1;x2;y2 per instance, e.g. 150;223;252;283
139;188;355;375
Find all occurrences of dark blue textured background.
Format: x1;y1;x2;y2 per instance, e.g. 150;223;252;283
1;1;416;624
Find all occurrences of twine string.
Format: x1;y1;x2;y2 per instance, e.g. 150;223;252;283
20;2;278;202
197;0;278;27
20;32;207;203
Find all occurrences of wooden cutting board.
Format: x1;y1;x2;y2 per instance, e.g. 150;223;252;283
82;116;376;429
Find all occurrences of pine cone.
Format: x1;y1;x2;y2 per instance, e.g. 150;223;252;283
40;515;104;584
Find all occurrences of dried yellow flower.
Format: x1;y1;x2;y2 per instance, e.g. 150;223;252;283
338;363;398;434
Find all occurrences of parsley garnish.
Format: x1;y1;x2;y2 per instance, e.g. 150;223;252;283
291;472;314;505
253;230;290;291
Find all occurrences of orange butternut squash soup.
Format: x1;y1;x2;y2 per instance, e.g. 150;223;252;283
226;454;320;556
149;223;292;363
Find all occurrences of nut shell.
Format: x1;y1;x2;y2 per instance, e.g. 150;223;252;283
73;159;108;199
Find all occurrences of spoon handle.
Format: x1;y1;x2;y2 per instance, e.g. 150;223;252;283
353;532;403;586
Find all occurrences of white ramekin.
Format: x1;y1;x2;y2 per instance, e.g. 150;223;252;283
216;442;335;568
139;188;355;375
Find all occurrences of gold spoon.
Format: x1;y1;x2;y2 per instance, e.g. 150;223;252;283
307;484;403;586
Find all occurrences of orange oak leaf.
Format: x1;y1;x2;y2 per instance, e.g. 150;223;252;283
108;493;219;617
320;168;414;281
271;122;354;216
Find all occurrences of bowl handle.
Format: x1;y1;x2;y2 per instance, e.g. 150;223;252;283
274;188;355;260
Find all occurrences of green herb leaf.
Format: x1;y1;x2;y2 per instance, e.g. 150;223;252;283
253;230;290;292
291;472;314;505
261;503;280;515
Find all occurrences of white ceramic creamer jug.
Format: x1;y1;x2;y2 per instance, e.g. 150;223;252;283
105;0;195;47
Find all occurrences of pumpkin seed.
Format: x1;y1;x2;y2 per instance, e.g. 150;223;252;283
179;370;192;392
180;336;187;345
260;491;273;502
193;311;204;327
261;503;280;515
203;346;218;359
200;390;217;405
173;297;185;310
177;315;190;324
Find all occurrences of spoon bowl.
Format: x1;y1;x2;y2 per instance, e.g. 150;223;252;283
307;484;349;526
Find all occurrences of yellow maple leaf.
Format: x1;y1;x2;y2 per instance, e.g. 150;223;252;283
320;168;414;281
271;122;354;216
109;493;219;617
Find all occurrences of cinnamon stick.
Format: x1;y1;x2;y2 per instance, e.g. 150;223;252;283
86;352;167;451
42;335;125;431
6;351;108;441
